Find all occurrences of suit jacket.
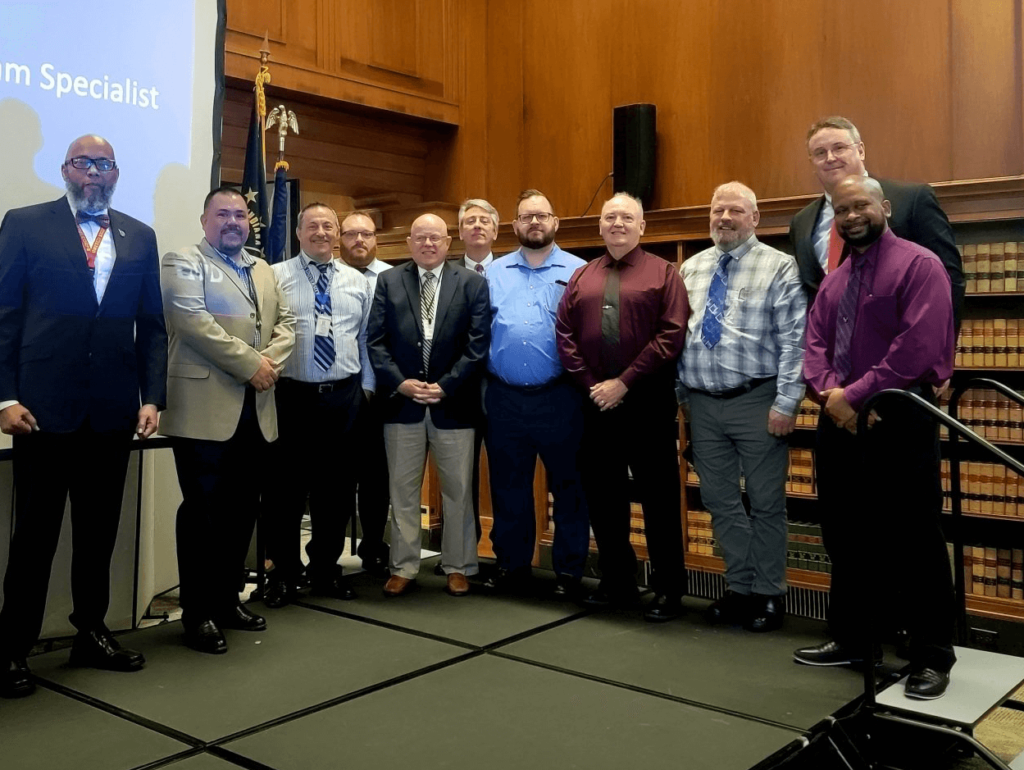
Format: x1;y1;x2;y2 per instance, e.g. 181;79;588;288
0;197;167;433
789;178;965;324
159;239;295;442
367;260;490;429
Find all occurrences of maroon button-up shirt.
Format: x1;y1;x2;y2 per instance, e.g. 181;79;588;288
804;228;954;412
556;245;689;390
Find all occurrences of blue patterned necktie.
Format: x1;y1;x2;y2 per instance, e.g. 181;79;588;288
832;257;863;383
701;252;732;349
313;262;335;372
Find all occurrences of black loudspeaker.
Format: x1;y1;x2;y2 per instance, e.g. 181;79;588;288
613;103;657;211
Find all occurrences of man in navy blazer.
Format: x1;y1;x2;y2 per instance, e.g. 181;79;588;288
367;213;490;597
0;135;167;697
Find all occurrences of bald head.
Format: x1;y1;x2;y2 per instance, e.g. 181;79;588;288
407;213;452;269
832;176;891;252
62;134;119;213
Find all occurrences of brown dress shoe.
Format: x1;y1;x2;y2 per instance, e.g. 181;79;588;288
445;573;470;597
383;575;414;597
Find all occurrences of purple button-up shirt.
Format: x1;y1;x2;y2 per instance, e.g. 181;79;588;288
803;228;954;412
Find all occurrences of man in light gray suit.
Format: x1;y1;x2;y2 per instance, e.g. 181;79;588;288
160;186;295;655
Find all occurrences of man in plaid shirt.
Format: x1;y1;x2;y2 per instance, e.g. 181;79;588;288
677;182;807;633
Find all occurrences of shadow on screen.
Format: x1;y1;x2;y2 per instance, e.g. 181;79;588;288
0;98;65;215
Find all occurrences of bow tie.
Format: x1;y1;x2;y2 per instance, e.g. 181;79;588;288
76;211;110;228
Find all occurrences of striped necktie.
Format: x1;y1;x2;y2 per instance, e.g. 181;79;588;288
313;262;336;372
420;271;437;372
701;252;732;349
832;257;863;383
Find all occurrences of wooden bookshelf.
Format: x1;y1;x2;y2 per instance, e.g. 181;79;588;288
686;553;831;591
966;594;1024;622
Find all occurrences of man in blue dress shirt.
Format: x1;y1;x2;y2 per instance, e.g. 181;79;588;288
483;189;589;597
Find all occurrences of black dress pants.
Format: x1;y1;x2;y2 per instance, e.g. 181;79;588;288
172;388;267;620
263;376;361;584
353;394;391;565
580;374;686;597
816;390;956;672
0;423;132;660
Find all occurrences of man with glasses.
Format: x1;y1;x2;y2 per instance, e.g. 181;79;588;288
338;211;392;578
0;135;167;695
790;116;963;322
483;190;588;597
367;214;490;597
261;203;374;608
556;193;689;621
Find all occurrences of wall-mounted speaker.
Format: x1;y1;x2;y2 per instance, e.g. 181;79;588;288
613;103;657;211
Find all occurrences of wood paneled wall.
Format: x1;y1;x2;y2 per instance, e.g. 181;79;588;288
225;0;1024;223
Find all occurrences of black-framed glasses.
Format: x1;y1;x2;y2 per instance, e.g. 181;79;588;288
66;157;117;172
517;212;553;224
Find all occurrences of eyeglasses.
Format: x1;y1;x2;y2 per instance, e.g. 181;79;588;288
517;213;553;225
342;230;376;240
412;234;447;245
809;143;859;163
66;157;117;172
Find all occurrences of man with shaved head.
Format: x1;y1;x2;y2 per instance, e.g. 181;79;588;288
367;213;490;597
678;182;807;633
796;175;956;700
0;134;167;695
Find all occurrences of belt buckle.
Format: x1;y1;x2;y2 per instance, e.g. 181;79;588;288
317;383;333;394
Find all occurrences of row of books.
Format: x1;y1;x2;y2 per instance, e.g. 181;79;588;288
940;459;1024;517
959;242;1024;293
685;510;832;573
955;319;1024;368
795;398;821;428
938;388;1024;443
686;449;817;496
962;545;1024;601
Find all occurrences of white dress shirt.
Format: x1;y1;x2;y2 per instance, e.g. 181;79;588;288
464;252;493;274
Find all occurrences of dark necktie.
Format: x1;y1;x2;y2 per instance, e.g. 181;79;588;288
420;271;437;371
600;259;625;377
475;263;485;275
76;211;110;228
832;257;863;383
357;267;368;275
701;253;732;349
313;262;336;372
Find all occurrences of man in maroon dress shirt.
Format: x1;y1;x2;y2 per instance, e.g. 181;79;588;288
556;193;689;621
795;176;956;700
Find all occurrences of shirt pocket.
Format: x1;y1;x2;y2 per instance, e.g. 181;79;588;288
723;287;770;335
859;293;898;336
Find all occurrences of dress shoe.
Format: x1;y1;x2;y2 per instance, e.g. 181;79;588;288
582;584;640;609
433;563;446;577
483;566;531;593
383;575;415;597
216;603;267;632
310;577;356;601
69;629;145;672
746;595;785;633
793;640;881;667
182;619;228;655
644;594;685;623
553;574;583;600
0;659;34;698
361;555;390;579
445;573;470;597
263;579;297;609
706;590;752;625
905;667;950;700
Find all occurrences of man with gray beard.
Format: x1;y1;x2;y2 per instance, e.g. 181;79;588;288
0;135;167;696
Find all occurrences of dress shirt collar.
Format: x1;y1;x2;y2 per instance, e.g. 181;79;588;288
465;252;493;270
417;263;444;281
714;234;758;262
66;195;109;219
601;243;644;269
509;243;568;270
300;251;334;271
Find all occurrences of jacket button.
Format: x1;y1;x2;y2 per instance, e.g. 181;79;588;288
250;313;256;319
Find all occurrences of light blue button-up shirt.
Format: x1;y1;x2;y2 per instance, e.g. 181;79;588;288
486;244;585;386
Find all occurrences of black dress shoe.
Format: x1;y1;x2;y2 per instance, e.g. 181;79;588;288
69;629;145;672
553;574;583;600
216;603;267;631
0;659;34;698
484;566;532;593
706;590;752;625
746;595;785;633
582;585;640;609
263;579;296;609
793;640;881;667
433;562;446;577
183;619;228;655
310;577;356;601
361;555;390;579
905;667;950;700
644;594;685;623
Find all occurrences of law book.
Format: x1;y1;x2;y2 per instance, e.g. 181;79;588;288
1006;471;1019;516
977;244;992;293
984;320;996;367
1011;399;1023;442
998;549;1012;598
968;462;981;513
1008;319;1020;367
1012;549;1024;600
964;244;978;293
985;389;999;439
972;545;987;595
1006;242;1019;292
985;546;998;597
993;465;1006;516
980;463;994;515
960;319;973;367
991;242;1005;293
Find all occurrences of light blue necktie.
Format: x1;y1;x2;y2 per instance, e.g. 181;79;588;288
701;252;732;350
313;262;335;372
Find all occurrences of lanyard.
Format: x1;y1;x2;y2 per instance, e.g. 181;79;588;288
77;225;107;270
301;259;334;308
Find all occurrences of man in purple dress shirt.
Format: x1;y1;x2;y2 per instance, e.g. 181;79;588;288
556;193;689;622
794;176;956;700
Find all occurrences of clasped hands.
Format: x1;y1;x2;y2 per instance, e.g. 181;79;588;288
820;387;879;435
590;378;627;411
249;355;281;393
398;379;446;404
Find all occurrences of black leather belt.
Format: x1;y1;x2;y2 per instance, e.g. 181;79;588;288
491;374;567;394
283;375;355;394
690;376;776;400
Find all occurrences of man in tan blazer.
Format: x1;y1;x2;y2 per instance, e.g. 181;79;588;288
160;186;295;654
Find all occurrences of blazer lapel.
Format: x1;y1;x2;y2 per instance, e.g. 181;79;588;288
433;263;458;337
53;199;99;309
98;210;131;311
199;239;252;305
402;263;424;338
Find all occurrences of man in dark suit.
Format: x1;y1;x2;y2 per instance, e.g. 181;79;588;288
789;116;964;324
367;213;491;598
0;135;167;697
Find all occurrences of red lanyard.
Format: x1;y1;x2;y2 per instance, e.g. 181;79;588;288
77;225;107;270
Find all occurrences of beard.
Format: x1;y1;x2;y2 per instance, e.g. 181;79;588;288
340;240;376;267
517;227;555;250
66;178;116;213
839;218;886;249
710;226;748;249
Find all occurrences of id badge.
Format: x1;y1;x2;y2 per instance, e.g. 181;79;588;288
316;315;331;337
